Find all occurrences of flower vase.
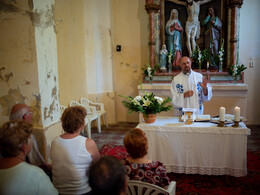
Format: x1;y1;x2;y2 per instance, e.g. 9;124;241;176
143;114;156;123
233;75;238;84
219;61;223;72
198;63;202;72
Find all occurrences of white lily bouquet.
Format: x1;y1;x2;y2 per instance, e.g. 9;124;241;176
142;64;159;84
218;39;224;72
119;85;172;116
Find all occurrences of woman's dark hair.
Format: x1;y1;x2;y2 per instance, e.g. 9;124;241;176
88;156;126;195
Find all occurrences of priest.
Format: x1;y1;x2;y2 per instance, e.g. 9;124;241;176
170;56;212;116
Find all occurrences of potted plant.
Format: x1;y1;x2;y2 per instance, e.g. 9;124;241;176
228;57;247;83
119;85;172;123
142;64;159;84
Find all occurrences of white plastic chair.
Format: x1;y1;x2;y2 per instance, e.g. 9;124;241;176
60;105;67;116
80;97;108;128
69;100;101;139
127;180;176;195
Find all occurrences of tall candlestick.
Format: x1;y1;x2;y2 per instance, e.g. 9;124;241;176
219;107;225;122
207;62;209;72
234;106;240;122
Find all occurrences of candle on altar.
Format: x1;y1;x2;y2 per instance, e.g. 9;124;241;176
219;107;225;122
234;106;240;122
207;62;209;69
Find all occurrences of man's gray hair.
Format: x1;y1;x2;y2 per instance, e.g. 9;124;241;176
10;107;28;121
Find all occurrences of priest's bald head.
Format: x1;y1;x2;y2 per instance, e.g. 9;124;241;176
179;56;192;75
10;104;33;124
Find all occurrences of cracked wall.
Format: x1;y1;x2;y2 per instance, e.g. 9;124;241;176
0;0;41;126
0;0;59;127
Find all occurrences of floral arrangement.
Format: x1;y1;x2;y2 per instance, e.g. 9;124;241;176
119;85;172;115
228;56;247;81
228;63;247;81
168;51;173;65
192;43;221;69
218;39;224;64
192;44;204;69
142;64;159;83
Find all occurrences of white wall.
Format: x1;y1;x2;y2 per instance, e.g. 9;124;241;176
85;0;114;94
239;0;260;124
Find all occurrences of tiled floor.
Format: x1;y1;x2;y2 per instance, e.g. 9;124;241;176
84;123;260;152
82;122;138;149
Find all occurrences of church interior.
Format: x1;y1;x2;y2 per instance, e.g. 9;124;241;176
0;0;260;194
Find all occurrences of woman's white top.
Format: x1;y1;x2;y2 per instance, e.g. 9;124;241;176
51;135;92;195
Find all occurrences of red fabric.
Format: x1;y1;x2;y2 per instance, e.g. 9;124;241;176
99;144;129;160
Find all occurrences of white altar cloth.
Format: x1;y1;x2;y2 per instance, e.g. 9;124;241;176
137;117;251;177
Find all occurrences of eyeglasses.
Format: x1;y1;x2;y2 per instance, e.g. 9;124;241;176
22;111;33;119
25;112;33;116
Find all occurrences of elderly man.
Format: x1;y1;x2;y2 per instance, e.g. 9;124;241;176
10;104;51;171
170;56;212;116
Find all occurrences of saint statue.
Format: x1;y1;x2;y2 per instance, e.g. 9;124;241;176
159;44;168;72
167;0;213;57
201;7;222;55
165;9;183;68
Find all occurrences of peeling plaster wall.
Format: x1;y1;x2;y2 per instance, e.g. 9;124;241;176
55;0;88;106
33;0;60;127
111;0;149;122
0;0;40;126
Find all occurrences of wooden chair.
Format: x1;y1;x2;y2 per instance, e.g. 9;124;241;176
69;100;101;139
80;97;108;128
127;180;176;195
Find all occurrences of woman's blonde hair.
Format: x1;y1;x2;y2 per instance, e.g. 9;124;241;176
0;120;32;157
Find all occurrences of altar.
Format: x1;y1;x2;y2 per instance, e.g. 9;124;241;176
138;83;248;120
137;116;251;177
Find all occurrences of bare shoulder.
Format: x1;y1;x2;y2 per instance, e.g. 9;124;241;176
85;138;97;148
85;138;100;162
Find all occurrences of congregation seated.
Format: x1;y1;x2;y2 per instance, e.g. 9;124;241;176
87;156;127;195
122;128;170;188
9;104;52;174
51;106;100;195
0;120;58;195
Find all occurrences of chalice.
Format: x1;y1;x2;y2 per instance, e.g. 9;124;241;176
182;108;197;125
185;111;193;125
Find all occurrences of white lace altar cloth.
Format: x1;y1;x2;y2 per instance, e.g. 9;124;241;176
137;117;251;177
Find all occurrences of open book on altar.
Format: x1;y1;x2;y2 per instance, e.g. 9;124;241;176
195;115;211;122
181;114;211;122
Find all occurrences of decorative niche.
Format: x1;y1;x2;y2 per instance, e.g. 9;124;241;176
144;0;244;83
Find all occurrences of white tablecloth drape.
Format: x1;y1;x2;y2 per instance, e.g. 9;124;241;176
137;117;251;177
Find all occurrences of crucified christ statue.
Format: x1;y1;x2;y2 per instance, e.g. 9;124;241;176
167;0;213;57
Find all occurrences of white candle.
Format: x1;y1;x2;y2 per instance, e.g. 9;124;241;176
234;106;240;122
207;62;209;69
219;107;225;122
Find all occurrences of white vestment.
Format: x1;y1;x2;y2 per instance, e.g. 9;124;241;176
170;70;212;116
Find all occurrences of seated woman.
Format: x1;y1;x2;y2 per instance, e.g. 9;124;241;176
0;120;58;194
51;106;100;195
122;128;170;188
